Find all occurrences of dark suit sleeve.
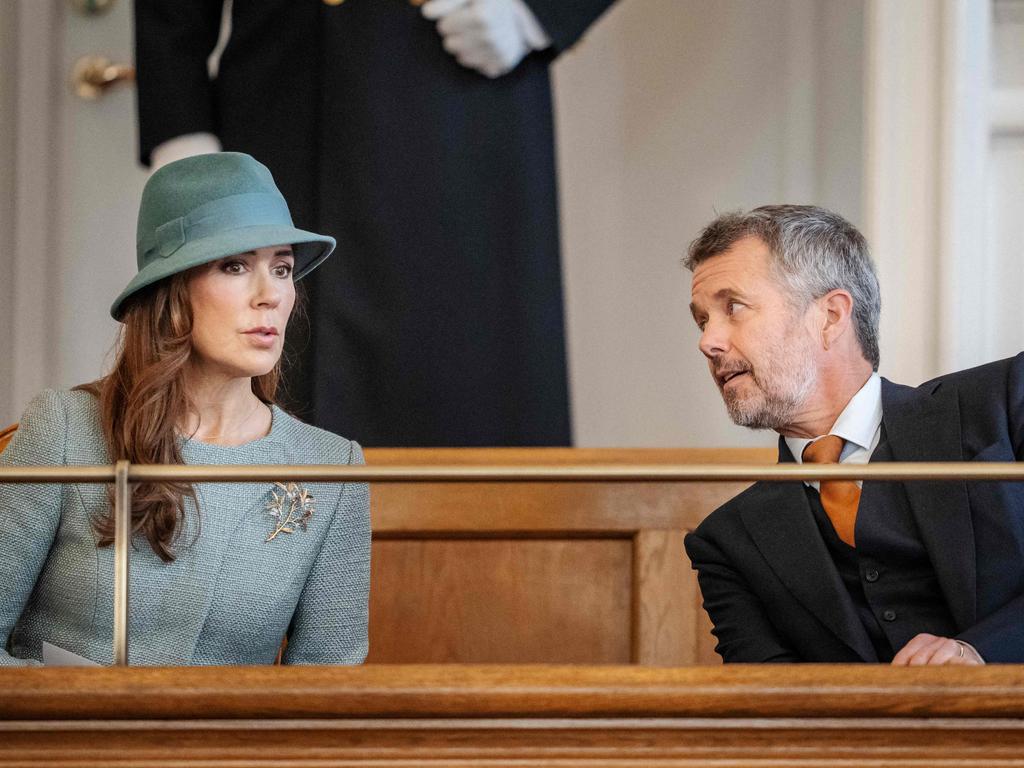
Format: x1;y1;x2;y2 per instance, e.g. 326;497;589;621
133;0;225;166
1011;352;1024;460
685;530;802;663
955;353;1024;662
524;0;617;53
958;599;1024;662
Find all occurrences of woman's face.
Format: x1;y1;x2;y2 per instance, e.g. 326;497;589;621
186;245;296;381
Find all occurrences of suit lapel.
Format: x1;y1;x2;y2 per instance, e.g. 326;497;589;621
879;378;977;629
740;439;877;661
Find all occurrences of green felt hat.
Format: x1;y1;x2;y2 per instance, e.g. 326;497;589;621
111;152;335;320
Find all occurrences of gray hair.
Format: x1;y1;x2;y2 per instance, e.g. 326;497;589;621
683;205;881;370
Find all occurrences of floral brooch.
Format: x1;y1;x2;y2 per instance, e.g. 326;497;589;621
265;482;315;542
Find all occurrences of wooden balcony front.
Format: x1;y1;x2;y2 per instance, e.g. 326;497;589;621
2;664;1023;766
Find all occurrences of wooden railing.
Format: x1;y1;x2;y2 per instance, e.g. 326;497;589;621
1;447;781;665
1;664;1022;766
3;450;1024;764
4;448;1024;665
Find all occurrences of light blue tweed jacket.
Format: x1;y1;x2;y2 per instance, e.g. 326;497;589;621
0;389;369;666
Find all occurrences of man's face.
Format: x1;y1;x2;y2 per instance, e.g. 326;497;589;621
689;236;818;431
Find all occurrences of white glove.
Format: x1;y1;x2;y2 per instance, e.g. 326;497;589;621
150;132;223;171
421;0;552;79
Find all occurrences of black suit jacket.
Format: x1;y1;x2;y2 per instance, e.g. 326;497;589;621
684;353;1024;663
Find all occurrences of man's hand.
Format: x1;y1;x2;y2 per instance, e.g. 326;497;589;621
421;0;551;79
892;633;984;666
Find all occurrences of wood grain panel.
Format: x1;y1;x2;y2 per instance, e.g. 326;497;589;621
366;447;775;534
365;448;780;467
368;539;633;663
3;720;1024;767
371;481;753;534
696;594;720;665
4;665;1024;719
632;530;690;665
2;665;1024;766
361;448;773;665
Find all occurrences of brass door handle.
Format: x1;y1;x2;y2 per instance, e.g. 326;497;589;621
71;55;135;100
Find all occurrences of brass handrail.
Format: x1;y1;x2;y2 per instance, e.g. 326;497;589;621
4;460;1020;666
1;462;1023;484
112;461;130;667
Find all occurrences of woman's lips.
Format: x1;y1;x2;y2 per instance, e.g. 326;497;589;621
242;327;279;348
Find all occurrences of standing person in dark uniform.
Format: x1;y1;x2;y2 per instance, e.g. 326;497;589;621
133;0;615;446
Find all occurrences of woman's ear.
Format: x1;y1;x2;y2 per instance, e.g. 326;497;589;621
820;289;854;351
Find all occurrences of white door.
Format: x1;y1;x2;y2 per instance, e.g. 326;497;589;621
7;0;144;422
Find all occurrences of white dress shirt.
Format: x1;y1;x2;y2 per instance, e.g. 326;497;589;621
784;373;882;491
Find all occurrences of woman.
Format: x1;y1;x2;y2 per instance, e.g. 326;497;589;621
0;153;369;666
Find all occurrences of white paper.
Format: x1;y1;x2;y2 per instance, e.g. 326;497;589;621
42;641;101;667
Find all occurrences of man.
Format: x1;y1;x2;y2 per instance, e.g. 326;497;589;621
683;205;1024;664
134;0;615;446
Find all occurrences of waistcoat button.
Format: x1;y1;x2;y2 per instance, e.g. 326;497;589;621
865;568;879;582
882;609;897;622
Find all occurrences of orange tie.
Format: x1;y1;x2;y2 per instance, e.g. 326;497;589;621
802;435;860;547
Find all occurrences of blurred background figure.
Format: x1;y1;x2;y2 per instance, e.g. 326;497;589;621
134;0;615;447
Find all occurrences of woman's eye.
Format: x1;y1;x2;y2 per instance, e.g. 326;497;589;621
221;260;246;274
273;263;294;278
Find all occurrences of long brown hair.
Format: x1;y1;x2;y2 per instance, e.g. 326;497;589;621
77;273;283;562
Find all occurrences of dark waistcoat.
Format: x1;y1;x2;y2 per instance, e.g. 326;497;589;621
806;432;957;661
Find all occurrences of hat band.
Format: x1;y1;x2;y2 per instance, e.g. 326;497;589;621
137;192;294;267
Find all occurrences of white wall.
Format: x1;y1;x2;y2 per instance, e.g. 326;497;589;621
555;0;864;447
2;0;143;426
987;0;1024;365
53;0;145;393
862;0;1023;384
0;4;16;424
6;0;67;427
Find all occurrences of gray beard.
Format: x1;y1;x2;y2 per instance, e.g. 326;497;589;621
721;343;817;431
724;377;812;430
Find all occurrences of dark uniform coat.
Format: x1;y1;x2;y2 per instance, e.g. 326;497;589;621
134;0;615;446
685;354;1024;663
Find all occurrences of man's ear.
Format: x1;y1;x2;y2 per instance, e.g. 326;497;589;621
819;289;854;351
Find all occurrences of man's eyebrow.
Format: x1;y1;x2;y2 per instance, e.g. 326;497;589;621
712;287;744;301
690;288;746;318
